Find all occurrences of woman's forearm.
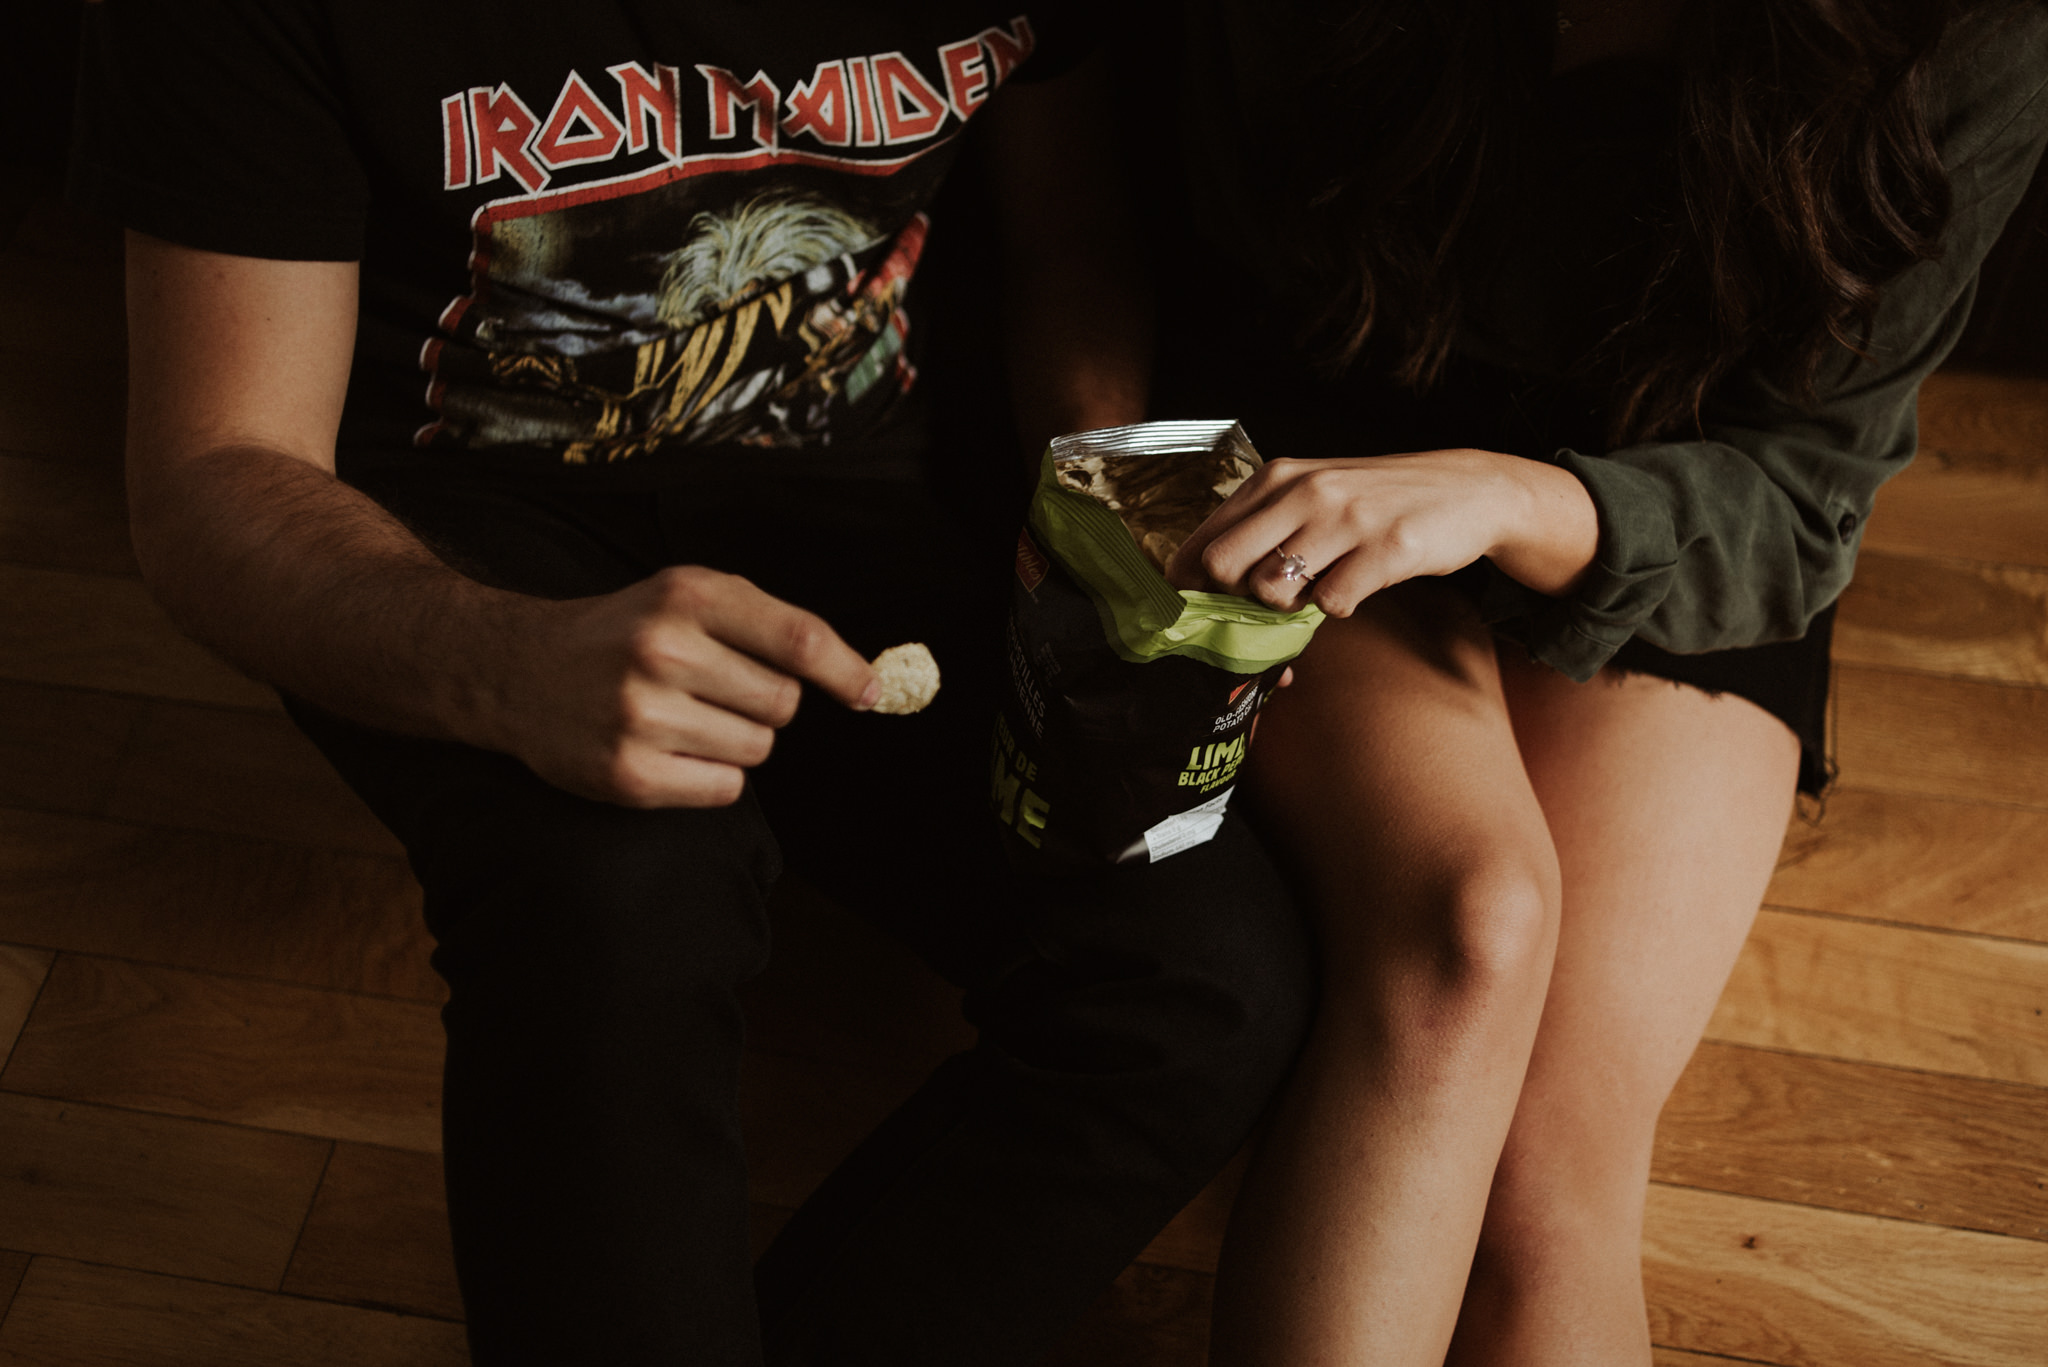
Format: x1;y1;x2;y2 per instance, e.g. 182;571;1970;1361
1479;453;1601;599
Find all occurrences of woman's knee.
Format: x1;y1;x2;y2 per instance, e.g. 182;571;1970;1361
1327;852;1561;1044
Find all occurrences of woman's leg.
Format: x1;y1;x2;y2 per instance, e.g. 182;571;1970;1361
1443;651;1800;1366
1210;581;1566;1367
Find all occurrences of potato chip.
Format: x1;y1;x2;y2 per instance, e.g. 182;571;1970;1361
869;642;941;715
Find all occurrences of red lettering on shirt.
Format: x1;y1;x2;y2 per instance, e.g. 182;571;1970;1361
468;84;549;193
980;16;1036;86
698;65;781;148
440;93;472;190
783;61;854;147
607;62;684;161
534;72;628;170
846;56;883;147
938;38;991;120
870;52;949;144
441;19;1033;196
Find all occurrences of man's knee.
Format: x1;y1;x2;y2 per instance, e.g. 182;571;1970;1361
987;818;1315;1154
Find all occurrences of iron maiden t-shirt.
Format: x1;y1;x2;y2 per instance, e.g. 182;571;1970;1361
73;1;1079;472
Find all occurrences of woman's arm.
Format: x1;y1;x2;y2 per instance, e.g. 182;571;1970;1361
1166;446;1599;611
1182;17;2048;678
1512;55;2048;681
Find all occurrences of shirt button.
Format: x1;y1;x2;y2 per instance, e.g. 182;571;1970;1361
1837;511;1860;541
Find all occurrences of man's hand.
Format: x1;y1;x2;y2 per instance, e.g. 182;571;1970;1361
124;232;877;809
500;567;879;808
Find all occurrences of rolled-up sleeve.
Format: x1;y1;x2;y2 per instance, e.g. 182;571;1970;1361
1489;12;2048;681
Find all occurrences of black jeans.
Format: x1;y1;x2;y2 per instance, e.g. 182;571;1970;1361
288;460;1313;1366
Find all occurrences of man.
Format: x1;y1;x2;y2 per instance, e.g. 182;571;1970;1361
74;3;1311;1362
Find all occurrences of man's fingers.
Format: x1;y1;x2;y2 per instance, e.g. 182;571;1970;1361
602;747;751;810
619;679;781;768
630;620;808;728
657;568;878;709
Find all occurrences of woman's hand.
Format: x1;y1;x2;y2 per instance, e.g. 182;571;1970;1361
1164;449;1601;616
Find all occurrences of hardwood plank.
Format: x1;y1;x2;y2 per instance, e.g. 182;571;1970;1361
1643;1183;2048;1367
0;563;277;709
283;1143;459;1320
1768;787;2048;941
0;1259;468;1367
2;198;125;266
0;1094;329;1286
1916;372;2048;470
1652;1352;1772;1367
3;955;443;1152
286;1170;809;1324
0;242;126;365
0;454;137;576
1136;1144;1249;1276
1042;1262;1212;1367
1877;371;2048;569
99;702;401;856
0;807;437;1001
1655;1041;2048;1240
0;680;139;815
1867;451;2048;569
0;1253;29;1328
740;876;971;1077
1708;908;2048;1087
0;348;125;468
0;945;53;1070
1833;665;2048;809
1833;553;2048;686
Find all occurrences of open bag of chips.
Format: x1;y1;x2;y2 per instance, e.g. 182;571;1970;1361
992;420;1326;870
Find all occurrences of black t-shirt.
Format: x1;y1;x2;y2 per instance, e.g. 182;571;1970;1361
72;2;1080;476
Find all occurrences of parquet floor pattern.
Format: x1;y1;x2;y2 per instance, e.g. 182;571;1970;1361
0;199;2042;1366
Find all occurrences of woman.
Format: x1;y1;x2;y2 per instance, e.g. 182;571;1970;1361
1151;1;2048;1362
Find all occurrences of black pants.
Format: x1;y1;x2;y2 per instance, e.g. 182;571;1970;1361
289;460;1313;1366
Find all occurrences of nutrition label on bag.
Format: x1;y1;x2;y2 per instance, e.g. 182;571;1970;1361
1140;787;1235;863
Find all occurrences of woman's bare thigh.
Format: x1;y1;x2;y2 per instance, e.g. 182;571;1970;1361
1495;649;1802;1163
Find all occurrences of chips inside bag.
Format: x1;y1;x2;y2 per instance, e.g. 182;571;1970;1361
993;420;1325;869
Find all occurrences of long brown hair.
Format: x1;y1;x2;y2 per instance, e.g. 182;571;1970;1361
1262;0;2011;445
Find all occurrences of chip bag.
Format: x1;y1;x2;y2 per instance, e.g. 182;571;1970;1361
992;420;1326;869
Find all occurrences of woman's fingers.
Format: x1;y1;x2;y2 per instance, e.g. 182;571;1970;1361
1165;457;1308;590
1194;496;1315;595
1167;451;1531;615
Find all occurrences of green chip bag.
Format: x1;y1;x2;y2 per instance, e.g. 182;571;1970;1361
992;421;1326;869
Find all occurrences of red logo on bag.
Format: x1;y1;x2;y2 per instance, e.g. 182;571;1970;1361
1015;528;1049;593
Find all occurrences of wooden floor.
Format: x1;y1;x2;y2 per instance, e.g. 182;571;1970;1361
0;196;2042;1367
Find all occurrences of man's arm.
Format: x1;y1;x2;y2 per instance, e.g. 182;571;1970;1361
982;52;1152;453
124;233;879;808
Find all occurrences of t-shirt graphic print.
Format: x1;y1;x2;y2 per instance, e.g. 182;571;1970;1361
420;22;1034;462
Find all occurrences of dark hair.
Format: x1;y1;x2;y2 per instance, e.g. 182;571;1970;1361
1265;0;2004;445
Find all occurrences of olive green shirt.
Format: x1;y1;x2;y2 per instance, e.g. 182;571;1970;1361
1190;2;2048;680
